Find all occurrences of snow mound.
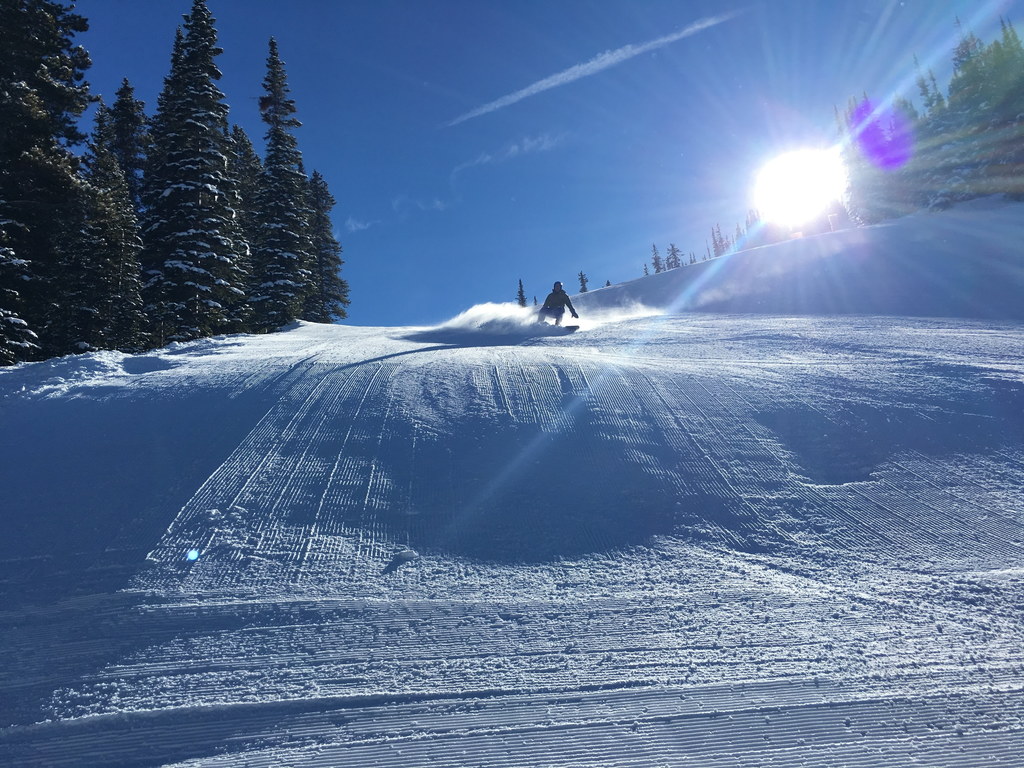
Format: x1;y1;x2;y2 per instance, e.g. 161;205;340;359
0;350;131;399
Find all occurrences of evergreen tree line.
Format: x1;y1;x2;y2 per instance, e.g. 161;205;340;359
643;241;713;276
1;0;349;366
642;220;769;277
841;18;1023;221
642;201;855;277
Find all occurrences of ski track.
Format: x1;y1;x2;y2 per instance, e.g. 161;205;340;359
2;315;1024;766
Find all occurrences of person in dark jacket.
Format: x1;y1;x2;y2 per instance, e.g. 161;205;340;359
538;281;579;326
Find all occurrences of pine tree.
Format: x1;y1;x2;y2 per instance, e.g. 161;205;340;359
942;22;990;201
228;124;262;257
0;227;39;364
841;97;910;221
952;19;984;71
605;279;611;287
250;37;314;332
140;2;249;345
516;279;527;307
218;124;263;332
86;107;147;351
996;18;1024;197
928;72;947;110
650;244;663;273
666;243;682;269
577;271;588;292
50;103;146;354
0;0;92;361
914;55;946;115
303;170;349;322
108;78;149;213
711;225;723;257
965;19;1024;199
212;125;254;334
643;263;649;276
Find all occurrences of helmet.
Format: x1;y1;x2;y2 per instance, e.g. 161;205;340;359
553;281;562;290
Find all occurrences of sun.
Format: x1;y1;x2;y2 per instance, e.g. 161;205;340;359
753;148;847;228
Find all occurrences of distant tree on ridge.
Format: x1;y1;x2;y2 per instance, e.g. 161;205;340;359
516;279;527;307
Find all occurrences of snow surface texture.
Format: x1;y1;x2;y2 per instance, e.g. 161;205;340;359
2;200;1024;767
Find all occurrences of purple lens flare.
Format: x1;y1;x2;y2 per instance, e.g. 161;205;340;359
851;99;914;170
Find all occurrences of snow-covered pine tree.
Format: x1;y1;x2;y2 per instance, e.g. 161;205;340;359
0;0;92;361
139;26;184;340
0;228;39;365
216;125;255;334
578;271;588;292
516;279;527;307
228;125;263;259
302;170;350;323
108;78;149;214
140;1;249;346
249;37;315;332
217;124;264;333
86;106;147;351
50;103;146;354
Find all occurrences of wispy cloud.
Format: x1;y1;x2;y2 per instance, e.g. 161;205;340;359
345;216;376;233
451;133;565;181
447;12;741;127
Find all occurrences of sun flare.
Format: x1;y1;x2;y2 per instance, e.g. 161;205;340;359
753;148;847;228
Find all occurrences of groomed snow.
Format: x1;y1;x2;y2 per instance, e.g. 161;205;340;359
1;199;1023;767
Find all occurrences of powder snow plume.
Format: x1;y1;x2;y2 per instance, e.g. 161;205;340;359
401;301;662;344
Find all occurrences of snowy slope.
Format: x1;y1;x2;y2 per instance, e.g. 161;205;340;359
575;195;1024;321
2;201;1024;767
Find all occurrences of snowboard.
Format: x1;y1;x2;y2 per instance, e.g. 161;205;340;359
537;324;578;335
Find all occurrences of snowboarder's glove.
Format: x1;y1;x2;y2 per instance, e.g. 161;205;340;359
571;311;579;319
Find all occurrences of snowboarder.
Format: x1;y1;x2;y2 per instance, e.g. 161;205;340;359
538;281;579;326
382;548;419;575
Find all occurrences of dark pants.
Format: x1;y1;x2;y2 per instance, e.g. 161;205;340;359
538;306;565;325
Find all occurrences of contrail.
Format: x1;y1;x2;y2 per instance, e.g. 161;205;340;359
448;12;741;127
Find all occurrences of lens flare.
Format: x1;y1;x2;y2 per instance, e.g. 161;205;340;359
753;148;847;228
186;549;200;561
850;99;914;170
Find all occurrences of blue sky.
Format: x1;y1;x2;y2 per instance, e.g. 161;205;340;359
79;0;1020;327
